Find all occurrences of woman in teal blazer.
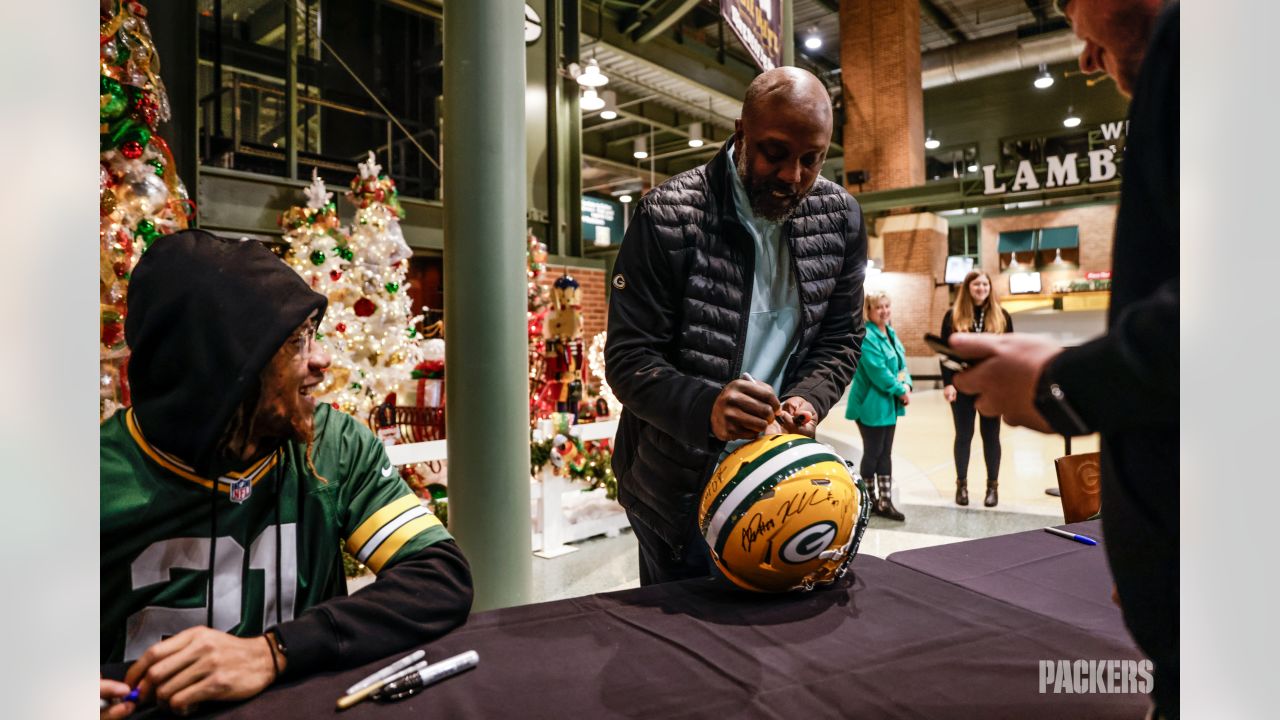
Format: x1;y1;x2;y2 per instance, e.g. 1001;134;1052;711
845;290;912;521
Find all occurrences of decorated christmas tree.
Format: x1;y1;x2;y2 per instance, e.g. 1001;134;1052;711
100;0;194;419
281;170;364;415
321;152;424;420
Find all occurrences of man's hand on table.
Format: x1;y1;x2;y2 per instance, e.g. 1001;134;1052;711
124;626;280;715
711;378;780;441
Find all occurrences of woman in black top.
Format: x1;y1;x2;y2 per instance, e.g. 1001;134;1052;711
940;271;1013;507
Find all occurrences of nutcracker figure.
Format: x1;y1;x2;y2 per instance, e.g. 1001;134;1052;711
537;275;588;415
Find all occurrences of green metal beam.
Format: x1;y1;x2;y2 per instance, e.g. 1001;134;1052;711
443;0;532;612
632;0;701;43
855;178;1121;215
581;3;756;102
782;0;793;66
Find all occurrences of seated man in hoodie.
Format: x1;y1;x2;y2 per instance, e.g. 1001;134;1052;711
99;230;473;717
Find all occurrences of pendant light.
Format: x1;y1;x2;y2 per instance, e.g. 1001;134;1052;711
576;57;609;88
599;90;618;120
687;122;704;148
580;87;605;111
1034;64;1055;89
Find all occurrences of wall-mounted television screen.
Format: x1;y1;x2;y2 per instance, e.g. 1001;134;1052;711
1008;271;1043;295
944;256;975;284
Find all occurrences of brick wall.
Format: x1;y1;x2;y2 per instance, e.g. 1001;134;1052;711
841;0;925;192
536;265;607;343
876;213;947;356
979;203;1118;295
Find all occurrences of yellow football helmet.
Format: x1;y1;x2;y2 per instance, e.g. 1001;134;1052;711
698;434;871;593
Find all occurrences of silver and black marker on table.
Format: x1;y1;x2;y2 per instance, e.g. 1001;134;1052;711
344;649;427;696
336;650;480;710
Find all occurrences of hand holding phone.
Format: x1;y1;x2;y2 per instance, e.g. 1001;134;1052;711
924;333;976;373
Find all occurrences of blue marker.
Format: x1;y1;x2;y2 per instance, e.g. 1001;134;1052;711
1044;527;1098;546
99;687;140;710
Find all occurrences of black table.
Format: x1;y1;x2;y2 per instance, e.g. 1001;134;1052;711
200;553;1147;719
887;520;1134;645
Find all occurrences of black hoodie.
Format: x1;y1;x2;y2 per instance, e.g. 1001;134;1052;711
126;229;328;477
110;230;473;679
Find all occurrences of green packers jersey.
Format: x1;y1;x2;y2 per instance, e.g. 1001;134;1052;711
100;404;451;663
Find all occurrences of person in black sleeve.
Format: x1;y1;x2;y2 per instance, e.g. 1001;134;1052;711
100;231;473;717
950;1;1179;715
605;67;866;586
940;271;1013;507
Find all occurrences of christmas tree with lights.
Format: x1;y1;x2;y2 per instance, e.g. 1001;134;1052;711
321;152;424;420
100;0;195;419
281;170;365;416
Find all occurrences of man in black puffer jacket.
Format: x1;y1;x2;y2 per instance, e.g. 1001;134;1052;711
606;67;867;585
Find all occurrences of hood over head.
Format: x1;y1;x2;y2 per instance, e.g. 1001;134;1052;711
125;229;327;475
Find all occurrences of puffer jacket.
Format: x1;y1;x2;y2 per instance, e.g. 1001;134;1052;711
605;142;867;554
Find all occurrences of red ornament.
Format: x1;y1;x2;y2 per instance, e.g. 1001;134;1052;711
335;322;347;333
354;298;376;317
101;321;125;348
330;269;343;281
120;141;144;159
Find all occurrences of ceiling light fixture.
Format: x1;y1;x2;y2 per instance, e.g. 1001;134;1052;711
924;130;940;150
967;163;978;172
1062;106;1081;128
576;57;609;87
599;90;617;120
633;136;648;160
804;35;822;50
687;122;704;148
1034;63;1055;89
580;87;605;111
619;194;632;204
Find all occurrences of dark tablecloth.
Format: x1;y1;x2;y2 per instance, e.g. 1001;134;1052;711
887;520;1135;645
197;553;1147;719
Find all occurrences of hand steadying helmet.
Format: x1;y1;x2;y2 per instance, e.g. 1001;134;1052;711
698;434;871;593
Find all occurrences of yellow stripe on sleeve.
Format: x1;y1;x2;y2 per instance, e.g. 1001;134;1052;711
346;494;420;555
365;513;443;573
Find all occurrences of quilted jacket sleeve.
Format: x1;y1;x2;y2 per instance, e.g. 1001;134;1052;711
784;192;867;420
605;201;723;450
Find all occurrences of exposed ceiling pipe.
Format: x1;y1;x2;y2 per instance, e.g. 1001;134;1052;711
921;29;1084;89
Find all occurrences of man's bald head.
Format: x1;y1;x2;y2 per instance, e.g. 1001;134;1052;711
741;67;832;134
732;67;833;222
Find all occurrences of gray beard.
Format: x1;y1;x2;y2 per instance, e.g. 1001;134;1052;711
735;147;811;223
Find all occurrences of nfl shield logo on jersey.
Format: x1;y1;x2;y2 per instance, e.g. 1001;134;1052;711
228;477;252;504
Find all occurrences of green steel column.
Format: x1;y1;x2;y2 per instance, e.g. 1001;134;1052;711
443;0;532;611
782;0;794;66
285;0;298;180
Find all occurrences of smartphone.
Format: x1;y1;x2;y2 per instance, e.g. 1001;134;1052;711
923;333;975;372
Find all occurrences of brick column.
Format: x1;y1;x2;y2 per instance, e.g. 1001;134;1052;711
840;0;925;192
878;213;948;356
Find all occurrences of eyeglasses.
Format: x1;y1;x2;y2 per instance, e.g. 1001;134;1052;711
287;322;319;355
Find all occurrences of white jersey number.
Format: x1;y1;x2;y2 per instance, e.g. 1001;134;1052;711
123;524;297;660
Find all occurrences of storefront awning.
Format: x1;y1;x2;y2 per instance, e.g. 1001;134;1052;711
996;230;1036;254
1039;226;1080;250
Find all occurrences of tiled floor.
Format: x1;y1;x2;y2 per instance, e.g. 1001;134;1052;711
358;386;1101;603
